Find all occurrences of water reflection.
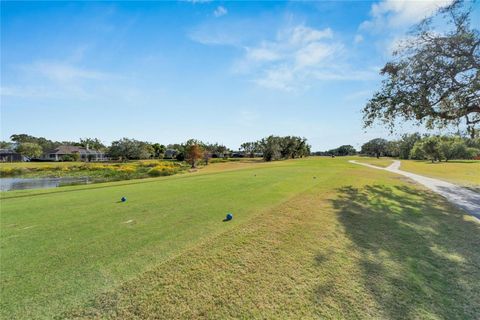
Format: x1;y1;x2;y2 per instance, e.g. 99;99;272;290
0;177;92;191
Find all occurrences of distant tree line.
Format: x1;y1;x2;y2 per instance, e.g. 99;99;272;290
241;136;311;161
360;134;480;161
312;145;357;157
0;134;229;166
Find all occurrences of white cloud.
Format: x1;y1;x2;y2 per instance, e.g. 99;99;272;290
360;0;454;31
287;26;333;45
189;23;241;46
245;46;281;62
25;61;109;83
237;25;373;91
2;60;120;101
191;22;377;91
213;6;228;17
354;34;364;44
254;66;296;91
295;42;340;68
184;0;212;3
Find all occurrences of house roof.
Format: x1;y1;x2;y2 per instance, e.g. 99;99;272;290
0;149;19;155
46;145;104;155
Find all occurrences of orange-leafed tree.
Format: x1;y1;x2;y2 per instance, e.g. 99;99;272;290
185;144;203;168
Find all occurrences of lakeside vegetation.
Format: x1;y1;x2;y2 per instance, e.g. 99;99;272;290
0;160;189;181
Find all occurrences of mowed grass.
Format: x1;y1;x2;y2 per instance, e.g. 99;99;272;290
400;159;480;188
354;156;394;168
1;158;479;319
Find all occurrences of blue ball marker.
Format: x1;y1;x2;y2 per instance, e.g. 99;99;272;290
121;197;127;202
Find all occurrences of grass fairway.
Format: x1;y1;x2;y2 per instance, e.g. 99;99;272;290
1;158;479;319
354;157;394;168
400;160;480;188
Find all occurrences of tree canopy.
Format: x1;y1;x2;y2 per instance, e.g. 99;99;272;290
246;136;310;161
361;138;388;158
78;138;106;151
16;142;43;159
108;138;154;160
363;1;480;137
184;144;203;168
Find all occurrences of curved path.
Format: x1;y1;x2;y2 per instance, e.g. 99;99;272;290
349;160;480;221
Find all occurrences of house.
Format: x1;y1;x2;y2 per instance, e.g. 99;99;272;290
0;149;27;162
43;145;106;161
164;149;178;159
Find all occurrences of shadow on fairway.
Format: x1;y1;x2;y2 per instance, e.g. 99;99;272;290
320;184;480;319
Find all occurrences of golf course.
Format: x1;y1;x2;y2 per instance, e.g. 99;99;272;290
1;157;479;319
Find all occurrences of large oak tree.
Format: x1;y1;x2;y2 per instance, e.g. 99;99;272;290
363;1;479;137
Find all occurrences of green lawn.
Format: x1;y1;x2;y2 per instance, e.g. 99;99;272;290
351;157;479;189
354;156;394;168
400;160;480;188
1;158;479;319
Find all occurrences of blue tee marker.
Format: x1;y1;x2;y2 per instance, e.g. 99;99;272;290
121;197;127;202
224;213;233;221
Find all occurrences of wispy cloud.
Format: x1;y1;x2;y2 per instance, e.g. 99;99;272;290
24;61;110;83
189;22;243;46
354;34;364;44
184;0;212;3
213;6;228;17
360;0;454;31
233;25;374;91
190;22;378;91
356;0;454;57
2;58;121;101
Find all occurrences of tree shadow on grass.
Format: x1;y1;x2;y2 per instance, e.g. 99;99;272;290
317;184;480;319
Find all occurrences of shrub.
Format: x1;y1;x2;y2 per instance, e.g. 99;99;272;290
0;167;30;177
148;165;177;177
410;142;426;160
116;165;136;173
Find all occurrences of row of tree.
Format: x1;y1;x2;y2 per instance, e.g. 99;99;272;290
241;136;311;161
313;145;357;157
1;134;107;152
360;134;480;161
110;139;233;167
4;134;312;164
0;134;230;163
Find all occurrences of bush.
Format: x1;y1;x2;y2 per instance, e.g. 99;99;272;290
410;142;426;160
61;154;80;162
0;167;30;177
116;165;136;173
176;152;185;161
147;165;177;177
467;148;480;159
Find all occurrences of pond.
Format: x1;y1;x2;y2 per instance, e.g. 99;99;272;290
0;177;92;192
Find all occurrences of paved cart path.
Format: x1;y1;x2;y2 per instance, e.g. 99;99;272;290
349;160;480;221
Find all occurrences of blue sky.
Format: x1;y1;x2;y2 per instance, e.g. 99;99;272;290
1;0;476;150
